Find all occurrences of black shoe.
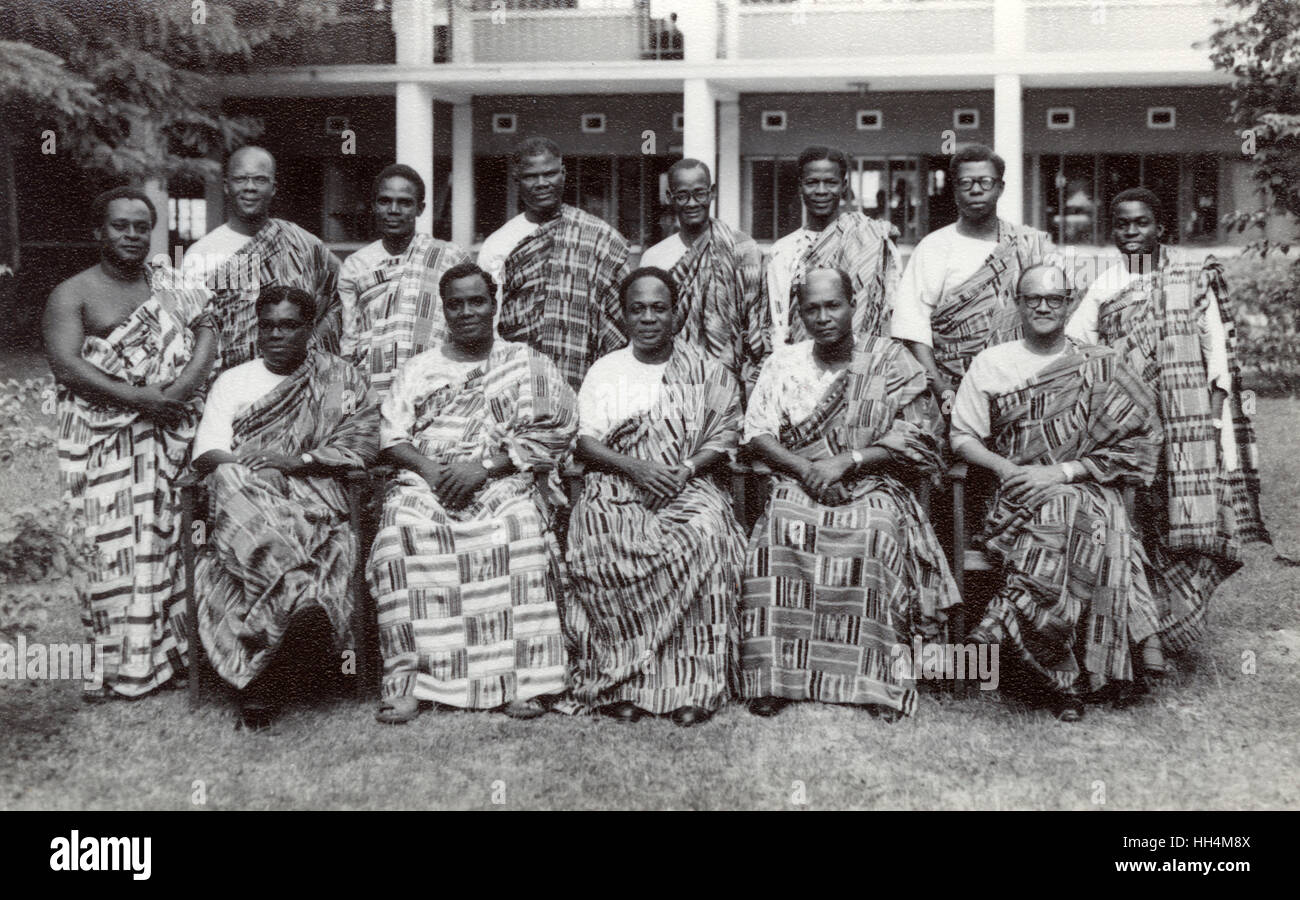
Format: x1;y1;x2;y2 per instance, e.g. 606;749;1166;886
670;706;713;728
747;697;788;718
600;701;644;723
238;698;279;731
1051;694;1085;722
866;705;903;724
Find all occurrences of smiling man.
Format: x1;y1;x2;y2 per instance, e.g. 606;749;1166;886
638;159;765;397
951;263;1164;720
368;262;577;724
44;187;219;698
477;136;630;391
182;145;341;373
765;146;900;351
337;163;471;396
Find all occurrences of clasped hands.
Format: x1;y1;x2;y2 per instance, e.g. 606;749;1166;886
799;432;924;503
622;458;694;512
998;462;1067;509
419;459;490;510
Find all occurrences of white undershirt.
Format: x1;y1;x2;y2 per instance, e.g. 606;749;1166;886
891;223;1000;347
638;231;688;271
192;359;289;457
477;213;539;292
576;346;669;441
181;223;253;282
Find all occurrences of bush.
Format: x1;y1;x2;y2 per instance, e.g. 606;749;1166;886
1222;250;1300;396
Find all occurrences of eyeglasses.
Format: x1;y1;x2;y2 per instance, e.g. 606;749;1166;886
956;176;1000;191
229;175;272;188
671;189;712;205
1019;294;1070;310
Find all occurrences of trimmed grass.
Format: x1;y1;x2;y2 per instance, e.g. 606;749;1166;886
2;350;1298;810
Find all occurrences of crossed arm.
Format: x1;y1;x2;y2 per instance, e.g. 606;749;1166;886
382;441;516;510
575;435;724;512
746;430;923;505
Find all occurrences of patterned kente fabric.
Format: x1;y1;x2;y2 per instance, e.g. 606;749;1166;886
498;205;630;391
56;263;214;696
201;218;340;373
1095;255;1268;651
563;340;745;714
339;234;471;395
667;219;767;396
740;337;960;715
368;341;578;707
194;350;378;689
930;220;1056;383
785;212;900;345
967;342;1162;696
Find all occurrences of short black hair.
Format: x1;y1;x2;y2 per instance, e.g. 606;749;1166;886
797;145;850;181
949;143;1005;181
1111;186;1162;220
373;163;426;206
256;285;316;324
668;157;712;187
92;186;157;229
795;266;854;307
438;261;497;302
511;135;562;170
619;266;678;310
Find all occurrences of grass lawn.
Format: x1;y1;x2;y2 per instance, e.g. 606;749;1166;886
2;348;1298;810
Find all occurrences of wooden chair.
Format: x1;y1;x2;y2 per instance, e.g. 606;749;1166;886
177;468;377;711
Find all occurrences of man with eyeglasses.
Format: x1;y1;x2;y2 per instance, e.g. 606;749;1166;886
765;145;900;351
478;135;630;391
638;158;765;397
950;263;1164;721
892;143;1057;404
183;145;341;375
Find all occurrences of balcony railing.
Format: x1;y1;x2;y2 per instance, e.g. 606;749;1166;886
734;0;994;59
1024;0;1219;55
466;0;682;63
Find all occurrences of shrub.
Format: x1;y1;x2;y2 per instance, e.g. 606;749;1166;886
1222;250;1300;396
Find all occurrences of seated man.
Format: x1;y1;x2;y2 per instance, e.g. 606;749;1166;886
369;262;578;724
740;267;959;721
951;264;1163;722
191;286;379;729
563;267;745;728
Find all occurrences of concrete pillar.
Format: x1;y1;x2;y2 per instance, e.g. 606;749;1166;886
994;73;1024;226
143;177;169;259
717;97;741;229
680;0;720;63
451;102;475;249
683;78;716;187
396;84;437;237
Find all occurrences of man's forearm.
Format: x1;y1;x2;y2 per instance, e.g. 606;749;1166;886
192;449;237;476
575;435;634;477
48;357;140;408
900;340;945;391
955;441;1015;479
381;442;434;475
748;434;808;479
165;329;218;400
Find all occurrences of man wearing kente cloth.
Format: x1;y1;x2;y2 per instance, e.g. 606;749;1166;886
338;163;471;396
44;187;219;698
952;264;1164;721
764;146;899;352
183;145;341;373
740;268;960;721
639;159;766;398
191;286;378;728
479;136;630;391
1066;187;1269;653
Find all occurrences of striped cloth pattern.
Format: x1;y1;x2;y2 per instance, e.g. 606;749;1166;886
740;337;960;715
368;341;577;708
563;341;745;714
195;350;378;689
968;342;1162;696
668;219;767;397
342;234;471;395
498;205;630;391
930;221;1056;383
785;212;899;345
202;218;341;373
56;265;213;697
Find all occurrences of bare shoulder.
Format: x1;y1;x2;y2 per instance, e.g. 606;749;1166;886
46;266;99;314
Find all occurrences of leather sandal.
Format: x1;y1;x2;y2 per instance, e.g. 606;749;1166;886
375;695;420;725
599;701;644;723
670;706;712;728
747;697;788;718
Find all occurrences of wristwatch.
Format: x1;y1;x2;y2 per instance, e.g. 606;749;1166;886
683;458;697;476
850;449;865;470
481;455;501;473
300;452;314;466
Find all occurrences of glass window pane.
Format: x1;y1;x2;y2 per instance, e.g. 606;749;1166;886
1187;155;1219;243
776;159;802;237
750;159;776;241
1099;155;1141;242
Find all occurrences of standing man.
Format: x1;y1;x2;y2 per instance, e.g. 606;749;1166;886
44;187;219;698
1065;187;1269;654
639;158;766;397
891;143;1057;399
478;136;630;391
183;145;341;373
337;163;471;395
764;145;900;351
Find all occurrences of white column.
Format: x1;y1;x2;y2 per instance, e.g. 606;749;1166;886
143;177;169;260
451;101;474;249
994;73;1023;227
396;84;436;236
683;78;716;178
717;97;741;229
680;0;720;63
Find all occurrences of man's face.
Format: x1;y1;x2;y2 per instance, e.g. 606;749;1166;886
954;161;1003;222
374;176;423;241
257;299;312;373
799;269;854;347
1112;200;1162;258
97;198;153;266
1016;268;1071;339
668;165;713;230
800;159;844;221
516;152;565;217
225;151;276;221
443;274;496;347
623;276;675;354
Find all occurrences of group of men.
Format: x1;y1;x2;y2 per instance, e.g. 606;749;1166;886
44;133;1268;728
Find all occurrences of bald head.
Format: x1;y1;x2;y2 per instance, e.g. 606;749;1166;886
1017;263;1068;296
224;145;277;228
227;145;275;178
1016;263;1072;341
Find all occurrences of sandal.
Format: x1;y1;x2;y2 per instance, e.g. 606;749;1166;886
502;698;547;720
1141;636;1169;679
599;701;644;723
375;696;420;725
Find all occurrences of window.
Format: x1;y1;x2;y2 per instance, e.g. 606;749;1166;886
492;113;517;134
672;111;684;132
580;113;606;134
856;110;883;131
1147;107;1176;129
746;157;802;241
760;110;787;132
953;108;979;130
168;198;206;246
1046;107;1075;130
